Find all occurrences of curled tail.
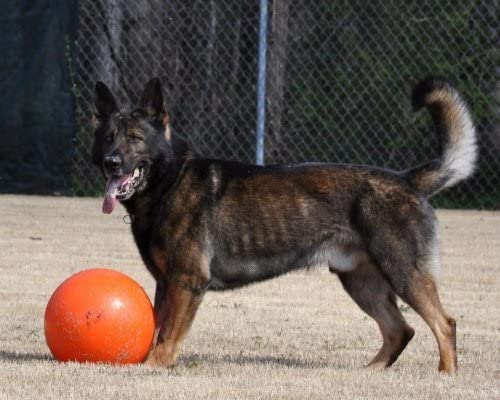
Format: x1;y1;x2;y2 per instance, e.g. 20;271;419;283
406;77;477;197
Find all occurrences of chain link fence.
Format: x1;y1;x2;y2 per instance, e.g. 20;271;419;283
73;0;499;208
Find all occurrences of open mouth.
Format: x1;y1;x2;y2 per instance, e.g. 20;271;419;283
102;166;147;214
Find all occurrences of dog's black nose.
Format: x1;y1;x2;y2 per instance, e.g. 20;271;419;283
103;154;122;172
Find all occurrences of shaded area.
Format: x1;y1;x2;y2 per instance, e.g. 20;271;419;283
0;0;77;194
0;351;52;363
180;353;331;369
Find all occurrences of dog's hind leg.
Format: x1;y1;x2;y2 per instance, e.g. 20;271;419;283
338;262;415;369
367;236;457;373
356;193;457;373
383;267;457;374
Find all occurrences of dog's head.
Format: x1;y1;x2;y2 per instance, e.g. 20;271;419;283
91;78;173;214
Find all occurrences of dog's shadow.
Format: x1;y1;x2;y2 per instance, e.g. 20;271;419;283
181;353;330;369
0;350;331;369
0;350;52;363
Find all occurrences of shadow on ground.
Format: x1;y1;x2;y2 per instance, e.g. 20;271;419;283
180;353;331;369
0;350;52;363
0;349;331;369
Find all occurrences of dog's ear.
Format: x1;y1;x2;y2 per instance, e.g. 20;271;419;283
94;82;118;124
138;78;169;129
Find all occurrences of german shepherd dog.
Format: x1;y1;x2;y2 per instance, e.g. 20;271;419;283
91;77;476;373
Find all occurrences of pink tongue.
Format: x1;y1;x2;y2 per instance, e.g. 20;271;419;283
102;175;132;214
102;194;117;214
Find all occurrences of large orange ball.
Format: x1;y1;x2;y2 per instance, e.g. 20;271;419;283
44;268;155;364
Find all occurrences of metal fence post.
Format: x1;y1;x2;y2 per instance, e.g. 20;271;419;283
255;0;268;166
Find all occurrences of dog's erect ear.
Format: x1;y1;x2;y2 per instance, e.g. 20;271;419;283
94;82;118;122
138;78;169;129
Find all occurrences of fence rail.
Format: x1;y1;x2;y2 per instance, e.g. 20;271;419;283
73;0;499;208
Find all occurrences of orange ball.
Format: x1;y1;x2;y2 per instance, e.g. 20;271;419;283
44;268;155;364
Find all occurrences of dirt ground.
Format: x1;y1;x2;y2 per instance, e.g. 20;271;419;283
0;195;498;399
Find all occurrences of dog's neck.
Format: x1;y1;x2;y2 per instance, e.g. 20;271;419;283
121;136;193;221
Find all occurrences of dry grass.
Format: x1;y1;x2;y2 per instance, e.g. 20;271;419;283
0;195;498;399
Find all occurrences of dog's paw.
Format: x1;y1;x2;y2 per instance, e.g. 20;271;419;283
143;347;177;368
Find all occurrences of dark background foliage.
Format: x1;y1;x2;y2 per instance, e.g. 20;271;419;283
2;0;497;208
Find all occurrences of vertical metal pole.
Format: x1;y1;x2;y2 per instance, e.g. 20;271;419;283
255;0;268;165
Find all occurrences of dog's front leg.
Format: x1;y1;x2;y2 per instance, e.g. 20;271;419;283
145;273;206;367
149;280;166;349
153;281;166;314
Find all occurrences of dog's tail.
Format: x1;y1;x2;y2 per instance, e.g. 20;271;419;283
405;77;477;197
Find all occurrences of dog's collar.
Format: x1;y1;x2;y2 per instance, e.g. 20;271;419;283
123;214;134;224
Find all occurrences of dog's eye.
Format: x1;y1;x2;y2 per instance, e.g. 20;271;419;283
128;135;143;144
